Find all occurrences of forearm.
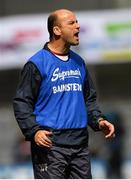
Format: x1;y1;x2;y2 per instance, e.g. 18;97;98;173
84;68;107;131
13;98;41;140
88;109;107;131
13;62;42;140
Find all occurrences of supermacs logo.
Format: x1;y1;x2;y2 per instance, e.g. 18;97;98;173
51;67;81;82
51;68;82;94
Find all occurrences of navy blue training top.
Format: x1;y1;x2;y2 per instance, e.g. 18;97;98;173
13;43;104;145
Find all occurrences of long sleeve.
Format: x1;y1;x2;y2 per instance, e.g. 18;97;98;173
13;61;42;140
84;67;106;131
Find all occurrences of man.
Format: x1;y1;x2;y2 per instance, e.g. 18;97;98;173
13;9;115;179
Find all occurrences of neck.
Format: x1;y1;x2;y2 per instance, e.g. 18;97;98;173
48;40;70;55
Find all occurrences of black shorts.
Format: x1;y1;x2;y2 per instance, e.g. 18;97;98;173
31;142;92;179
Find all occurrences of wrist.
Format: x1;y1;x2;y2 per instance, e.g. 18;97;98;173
98;118;105;129
98;117;104;123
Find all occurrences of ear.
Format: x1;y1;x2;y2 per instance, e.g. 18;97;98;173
53;26;61;36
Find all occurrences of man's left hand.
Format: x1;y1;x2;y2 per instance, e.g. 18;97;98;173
98;119;115;138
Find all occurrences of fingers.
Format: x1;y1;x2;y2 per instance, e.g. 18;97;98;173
99;120;115;139
34;130;53;148
105;132;115;138
104;122;115;139
38;136;52;147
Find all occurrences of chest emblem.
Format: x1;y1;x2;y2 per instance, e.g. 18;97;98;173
51;67;81;82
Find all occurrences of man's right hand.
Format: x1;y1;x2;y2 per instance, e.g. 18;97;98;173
34;130;53;148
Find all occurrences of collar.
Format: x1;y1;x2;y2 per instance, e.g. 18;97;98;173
43;42;69;56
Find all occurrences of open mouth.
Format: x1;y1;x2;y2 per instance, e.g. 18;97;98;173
74;32;79;38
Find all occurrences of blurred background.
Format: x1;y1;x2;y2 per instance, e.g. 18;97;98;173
0;0;131;178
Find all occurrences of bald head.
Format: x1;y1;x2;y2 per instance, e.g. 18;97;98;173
47;9;75;40
52;9;74;17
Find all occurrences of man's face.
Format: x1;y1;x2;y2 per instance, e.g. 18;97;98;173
56;11;80;46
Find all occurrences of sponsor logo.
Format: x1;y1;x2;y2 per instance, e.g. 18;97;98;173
51;68;81;82
53;83;82;94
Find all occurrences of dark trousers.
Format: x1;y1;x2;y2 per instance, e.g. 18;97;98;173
31;142;92;179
